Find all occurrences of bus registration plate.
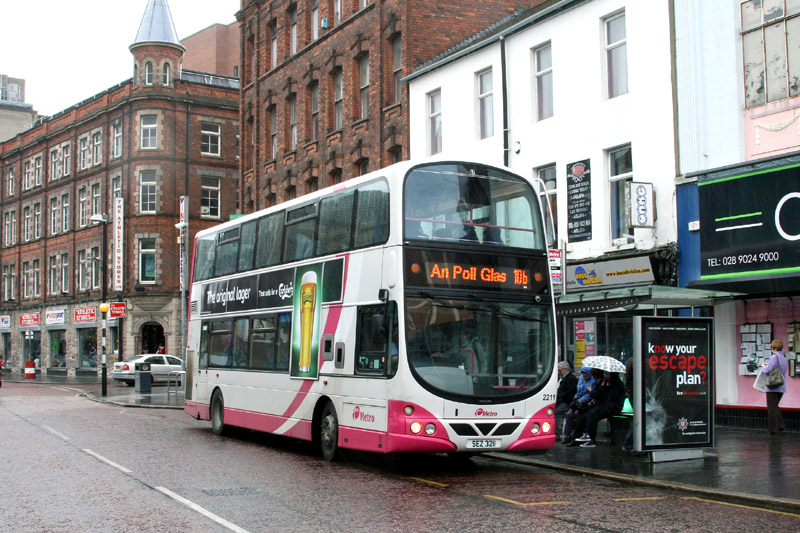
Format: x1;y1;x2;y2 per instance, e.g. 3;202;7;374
467;439;500;449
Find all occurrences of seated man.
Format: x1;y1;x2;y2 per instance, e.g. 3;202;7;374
573;369;626;448
554;361;578;438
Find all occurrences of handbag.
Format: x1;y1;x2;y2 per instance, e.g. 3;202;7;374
766;366;784;388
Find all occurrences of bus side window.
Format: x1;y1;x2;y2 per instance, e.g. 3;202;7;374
238;220;257;272
249;316;276;370
256;212;284;268
354;181;389;248
276;313;291;372
355;303;396;376
208;320;232;368
232;318;249;369
199;322;210;369
317;191;354;255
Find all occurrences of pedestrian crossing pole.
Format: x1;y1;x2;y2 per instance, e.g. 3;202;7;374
100;303;109;397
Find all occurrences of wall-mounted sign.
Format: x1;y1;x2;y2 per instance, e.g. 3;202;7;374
565;256;654;292
699;164;800;281
113;197;124;292
46;309;66;325
74;307;96;322
108;302;127;319
627;182;655;228
19;312;40;327
567;159;592;243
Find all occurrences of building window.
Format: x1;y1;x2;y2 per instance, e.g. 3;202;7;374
49;256;59;295
113;122;123;158
32;156;41;187
201;177;221;218
50;149;60;181
534;43;553;120
140;114;158;149
90;246;100;289
334;0;341;26
50;197;59;235
307;177;318;193
359;55;370;119
201;123;221;156
162;62;171;85
78;188;88;227
270;21;278;70
6;169;14;197
139;239;156;284
78;250;87;291
33;202;41;239
310;84;319;142
92;183;101;215
331;169;342;185
392;37;402;104
360;0;369;9
605;12;628;99
742;0;800;106
79;137;90;170
289;97;298;150
23;161;32;190
3;264;15;301
538;165;558;244
357;159;368;176
289;7;298;55
4;211;16;246
609;145;633;240
61;193;70;232
60;253;69;293
477;69;494;139
333;70;343;130
22;206;31;242
270;108;278;159
139;170;157;213
32;259;40;297
145;62;154;85
92;132;102;166
428;90;442;155
112;176;122;199
22;261;30;299
62;144;70;176
311;0;320;41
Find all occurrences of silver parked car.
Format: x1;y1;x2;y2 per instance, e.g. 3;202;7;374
111;354;182;385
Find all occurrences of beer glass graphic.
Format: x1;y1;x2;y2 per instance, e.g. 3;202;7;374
298;271;317;373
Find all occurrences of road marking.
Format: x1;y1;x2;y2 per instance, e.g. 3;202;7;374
406;477;449;487
42;425;71;441
613;497;664;501
54;386;85;392
82;449;132;474
156;487;250;533
484;494;570;506
682;497;800;517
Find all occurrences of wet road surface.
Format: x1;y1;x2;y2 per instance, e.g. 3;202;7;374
2;382;799;532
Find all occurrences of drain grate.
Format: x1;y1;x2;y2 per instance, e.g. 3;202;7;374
202;487;262;497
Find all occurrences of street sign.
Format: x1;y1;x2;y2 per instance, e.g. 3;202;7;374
108;302;127;319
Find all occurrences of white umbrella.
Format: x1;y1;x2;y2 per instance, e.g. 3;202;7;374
581;355;626;373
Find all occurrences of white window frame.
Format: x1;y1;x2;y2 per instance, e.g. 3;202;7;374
201;123;221;156
6;168;14;197
311;1;320;41
78;188;88;228
139;238;157;284
23;161;31;191
92;131;102;166
270;109;278;159
162;62;171;86
22;261;30;299
50;197;59;235
477;68;494;139
62;144;70;176
605;12;628;99
310;84;319;142
113;122;123;158
290;7;298;55
428;89;442;156
359;55;370;120
49;256;59;296
271;22;278;70
60;253;69;293
392;37;402;104
22;206;31;242
50;149;60;181
92;183;101;215
33;202;41;239
333;70;343;130
289;97;298;150
139;170;157;214
33;259;40;297
61;193;70;232
78;249;87;291
79;137;90;170
145;62;154;85
140;114;158;150
537;165;558;245
90;246;100;289
34;156;42;186
201;177;221;219
534;43;553;121
608;144;633;241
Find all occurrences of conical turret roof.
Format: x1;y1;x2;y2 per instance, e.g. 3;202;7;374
131;0;184;50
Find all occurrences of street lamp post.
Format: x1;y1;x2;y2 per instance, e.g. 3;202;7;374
90;213;109;396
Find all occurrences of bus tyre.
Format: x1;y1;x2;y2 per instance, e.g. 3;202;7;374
211;390;226;436
320;402;339;461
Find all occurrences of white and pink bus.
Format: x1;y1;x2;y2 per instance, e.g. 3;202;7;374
184;159;557;459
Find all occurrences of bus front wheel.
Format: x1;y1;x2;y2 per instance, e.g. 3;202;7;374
320;402;339;461
211;390;226;436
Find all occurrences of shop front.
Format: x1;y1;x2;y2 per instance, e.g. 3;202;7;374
679;154;800;431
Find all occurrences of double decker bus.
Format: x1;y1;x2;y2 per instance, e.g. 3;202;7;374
184;159;557;459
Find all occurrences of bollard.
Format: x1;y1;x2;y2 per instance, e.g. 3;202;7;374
24;361;36;380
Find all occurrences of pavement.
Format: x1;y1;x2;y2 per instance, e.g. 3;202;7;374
5;373;799;514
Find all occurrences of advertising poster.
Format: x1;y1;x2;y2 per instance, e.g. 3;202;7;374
566;159;592;242
573;318;595;370
634;317;714;451
291;263;324;379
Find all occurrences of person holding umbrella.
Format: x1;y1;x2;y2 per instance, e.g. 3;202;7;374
573;358;627;448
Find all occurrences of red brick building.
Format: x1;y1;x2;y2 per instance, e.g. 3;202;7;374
0;1;240;376
237;0;543;213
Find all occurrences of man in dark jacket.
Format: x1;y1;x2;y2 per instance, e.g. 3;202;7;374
555;361;578;437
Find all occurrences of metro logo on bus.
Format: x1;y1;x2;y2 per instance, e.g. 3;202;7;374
352;406;375;423
475;408;498;417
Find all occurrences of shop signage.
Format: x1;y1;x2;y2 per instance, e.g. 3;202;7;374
699;164;800;280
548;249;562;285
74;307;96;322
108;302;127;319
565;256;654;291
566;159;592;243
113;197;124;292
19;312;40;327
633;316;714;451
627;182;654;228
0;315;9;329
46;309;66;325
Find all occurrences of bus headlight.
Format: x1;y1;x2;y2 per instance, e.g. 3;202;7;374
547;407;554;417
542;422;552;434
425;423;436;435
410;422;422;434
531;423;541;435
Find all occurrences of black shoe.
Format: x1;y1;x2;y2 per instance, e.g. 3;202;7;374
567;440;581;447
561;438;572;445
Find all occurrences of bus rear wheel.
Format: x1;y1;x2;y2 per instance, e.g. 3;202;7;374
320;402;339;461
211;390;226;436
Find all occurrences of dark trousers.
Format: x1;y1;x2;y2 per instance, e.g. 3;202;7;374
585;403;620;441
767;392;785;433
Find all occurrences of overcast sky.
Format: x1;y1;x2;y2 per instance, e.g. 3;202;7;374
2;0;240;116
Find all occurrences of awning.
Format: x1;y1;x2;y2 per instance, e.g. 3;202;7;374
556;285;743;317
